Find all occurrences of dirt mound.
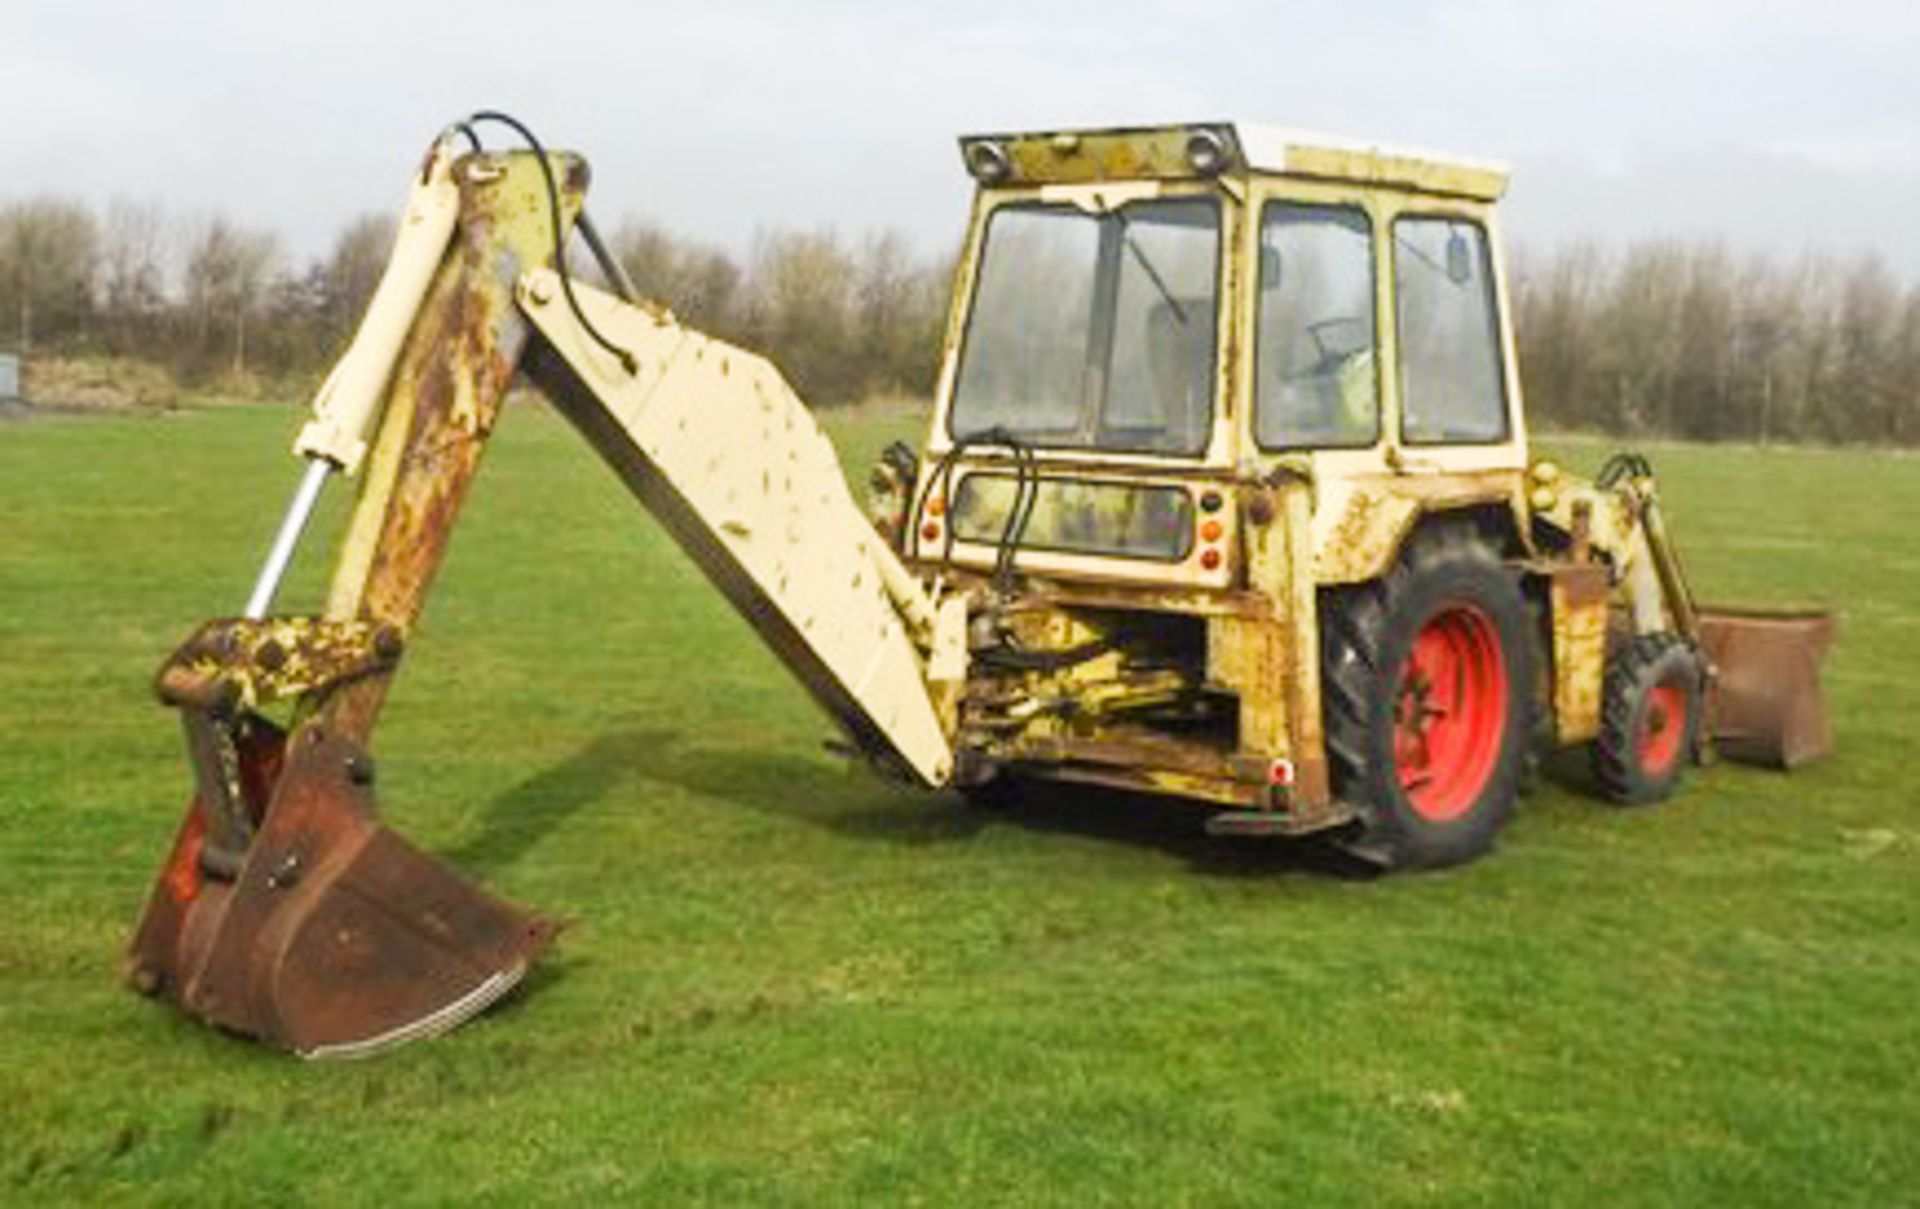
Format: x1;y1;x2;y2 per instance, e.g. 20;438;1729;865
21;357;179;413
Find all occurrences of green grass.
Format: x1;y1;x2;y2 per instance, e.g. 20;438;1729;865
2;404;1915;1204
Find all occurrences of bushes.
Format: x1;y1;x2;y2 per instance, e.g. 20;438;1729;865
4;189;1918;438
1512;241;1920;445
0;196;950;408
18;356;177;413
610;221;949;404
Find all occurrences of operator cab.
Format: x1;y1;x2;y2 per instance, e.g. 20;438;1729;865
907;122;1526;591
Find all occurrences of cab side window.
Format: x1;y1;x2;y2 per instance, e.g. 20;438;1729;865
1394;217;1508;444
1254;204;1377;449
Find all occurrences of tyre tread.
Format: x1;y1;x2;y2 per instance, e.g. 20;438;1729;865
1592;633;1702;805
1319;522;1534;870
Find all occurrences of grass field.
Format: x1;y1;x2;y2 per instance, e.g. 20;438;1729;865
3;403;1915;1204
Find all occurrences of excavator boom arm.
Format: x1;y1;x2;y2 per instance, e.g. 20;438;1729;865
128;144;953;1057
520;273;955;787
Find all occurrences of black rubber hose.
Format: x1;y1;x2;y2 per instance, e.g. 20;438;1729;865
907;427;1039;591
463;110;636;374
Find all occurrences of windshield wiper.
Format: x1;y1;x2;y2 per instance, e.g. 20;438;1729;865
1396;233;1448;279
1113;211;1188;327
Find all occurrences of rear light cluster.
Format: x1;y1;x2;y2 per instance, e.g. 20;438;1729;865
920;495;945;545
1196;489;1227;571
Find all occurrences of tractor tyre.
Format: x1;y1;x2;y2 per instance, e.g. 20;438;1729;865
1592;634;1703;805
1322;527;1535;871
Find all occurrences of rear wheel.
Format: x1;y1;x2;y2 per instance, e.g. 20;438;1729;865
1593;634;1703;805
1322;527;1535;870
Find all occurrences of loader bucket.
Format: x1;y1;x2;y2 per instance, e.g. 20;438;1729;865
1697;607;1837;769
127;720;557;1057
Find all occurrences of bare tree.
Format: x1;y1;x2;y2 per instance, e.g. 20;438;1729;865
182;218;282;377
321;213;395;345
99;198;168;353
0;198;99;353
0;185;1911;438
611;219;742;333
1893;288;1920;446
740;229;861;401
1512;239;1604;430
1833;254;1902;443
1670;242;1736;440
852;229;947;398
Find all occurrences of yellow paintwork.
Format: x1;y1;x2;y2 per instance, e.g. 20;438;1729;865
964;123;1510;201
1267;141;1508;202
326;151;586;624
1548;565;1611;744
298;132;1684;829
911;122;1621;821
991;127;1205;185
295;140;461;475
522;269;957;787
161;617;389;713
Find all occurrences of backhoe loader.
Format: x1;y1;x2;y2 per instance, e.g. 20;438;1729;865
126;114;1835;1057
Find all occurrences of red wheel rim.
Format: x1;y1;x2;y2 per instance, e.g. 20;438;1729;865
1636;682;1688;776
1394;604;1509;822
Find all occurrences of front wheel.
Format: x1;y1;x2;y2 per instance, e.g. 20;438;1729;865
1322;528;1536;870
1592;634;1704;805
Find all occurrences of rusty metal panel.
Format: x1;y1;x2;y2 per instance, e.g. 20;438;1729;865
1312;486;1422;585
128;728;555;1056
1699;608;1837;768
957;123;1510;201
1207;615;1289;755
1277;480;1331;808
1224;479;1331;811
1548;564;1611;744
322;150;588;644
965;126;1222;186
1023;761;1264;810
1311;472;1528;586
1220;485;1293;758
997;731;1266;809
156;617;402;713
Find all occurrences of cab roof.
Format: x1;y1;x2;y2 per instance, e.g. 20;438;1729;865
958;121;1511;202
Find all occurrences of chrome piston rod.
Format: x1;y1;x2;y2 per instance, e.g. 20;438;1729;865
243;458;334;619
237;135;461;622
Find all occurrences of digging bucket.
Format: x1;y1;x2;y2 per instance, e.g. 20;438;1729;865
127;714;557;1058
1697;607;1837;769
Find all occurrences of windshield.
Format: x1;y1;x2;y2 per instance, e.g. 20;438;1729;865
949;197;1219;456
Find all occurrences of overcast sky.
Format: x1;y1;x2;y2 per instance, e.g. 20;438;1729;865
5;0;1918;274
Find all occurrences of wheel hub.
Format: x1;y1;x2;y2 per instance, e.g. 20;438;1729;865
1394;604;1509;822
1636;682;1688;775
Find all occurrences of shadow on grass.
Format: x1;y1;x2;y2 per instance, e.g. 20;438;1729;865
954;778;1379;882
455;724;1373;883
1535;745;1607;798
446;728;679;875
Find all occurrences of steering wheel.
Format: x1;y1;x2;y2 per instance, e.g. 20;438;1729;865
1304;317;1369;375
